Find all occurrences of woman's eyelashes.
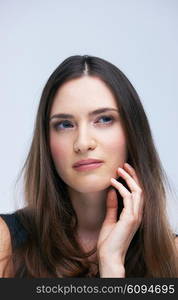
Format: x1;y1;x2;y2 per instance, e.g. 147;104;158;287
51;115;115;131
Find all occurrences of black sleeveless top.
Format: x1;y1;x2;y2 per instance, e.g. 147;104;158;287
0;211;178;250
0;211;28;250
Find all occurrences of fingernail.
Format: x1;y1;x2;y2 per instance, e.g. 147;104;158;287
111;178;116;183
125;163;130;167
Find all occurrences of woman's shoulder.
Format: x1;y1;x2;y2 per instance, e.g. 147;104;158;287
0;209;28;250
0;215;12;251
0;216;13;277
175;234;178;250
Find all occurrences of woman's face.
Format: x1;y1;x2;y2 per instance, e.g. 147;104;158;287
49;76;127;193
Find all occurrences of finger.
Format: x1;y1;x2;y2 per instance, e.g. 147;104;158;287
124;163;145;217
104;189;118;224
112;167;143;222
124;163;141;186
110;178;133;214
133;190;144;220
117;167;142;194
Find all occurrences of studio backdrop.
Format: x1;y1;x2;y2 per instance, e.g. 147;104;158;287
0;0;177;233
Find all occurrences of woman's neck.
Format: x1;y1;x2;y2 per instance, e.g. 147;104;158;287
68;187;109;234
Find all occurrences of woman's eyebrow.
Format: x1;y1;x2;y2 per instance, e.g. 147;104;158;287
49;107;119;121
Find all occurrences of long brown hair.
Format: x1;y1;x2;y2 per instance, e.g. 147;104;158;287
6;55;178;277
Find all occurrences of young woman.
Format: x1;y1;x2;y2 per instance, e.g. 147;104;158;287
0;55;177;278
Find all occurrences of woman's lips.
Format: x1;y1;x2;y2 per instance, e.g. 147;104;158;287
73;162;103;171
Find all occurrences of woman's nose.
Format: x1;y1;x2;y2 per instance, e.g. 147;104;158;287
73;128;96;153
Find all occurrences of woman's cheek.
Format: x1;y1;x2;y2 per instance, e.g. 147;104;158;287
50;138;68;170
105;129;126;153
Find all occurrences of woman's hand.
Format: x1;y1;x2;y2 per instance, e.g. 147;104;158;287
97;162;144;276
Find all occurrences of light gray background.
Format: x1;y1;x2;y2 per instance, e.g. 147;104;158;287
0;0;177;233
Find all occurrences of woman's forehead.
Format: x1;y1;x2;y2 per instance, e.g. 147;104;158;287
50;76;118;115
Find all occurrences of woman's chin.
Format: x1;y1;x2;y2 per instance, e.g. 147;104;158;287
68;180;112;194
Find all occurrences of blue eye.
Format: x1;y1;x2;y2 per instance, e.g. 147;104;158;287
97;116;113;124
52;115;114;131
54;120;73;130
